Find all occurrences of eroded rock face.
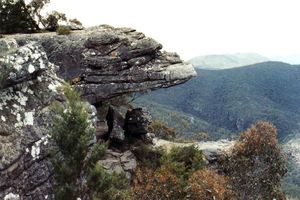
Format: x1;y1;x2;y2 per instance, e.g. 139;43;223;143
0;25;196;199
12;25;197;103
0;41;63;199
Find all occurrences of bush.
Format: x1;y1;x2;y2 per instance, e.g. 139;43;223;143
51;85;131;199
222;121;287;199
132;144;163;169
161;145;204;179
188;169;235;200
88;142;108;168
148;120;176;139
51;85;95;199
87;164;132;200
132;166;187;200
56;26;71;35
132;145;206;199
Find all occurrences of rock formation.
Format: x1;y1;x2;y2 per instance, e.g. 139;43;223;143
0;25;196;199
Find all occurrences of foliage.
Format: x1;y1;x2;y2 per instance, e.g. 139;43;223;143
161;145;204;179
148;120;176;140
0;0;79;33
88;142;108;168
56;26;71;35
51;85;131;199
221;121;287;200
0;0;40;34
27;0;50;27
69;18;82;25
44;11;67;31
51;85;95;199
132;166;187;200
188;169;235;200
132;145;230;200
132;144;163;169
87;164;132;200
132;145;208;199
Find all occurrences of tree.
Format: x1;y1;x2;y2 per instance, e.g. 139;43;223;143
43;11;67;31
51;85;95;199
0;0;75;34
0;0;40;34
27;0;50;27
51;85;131;200
222;121;287;200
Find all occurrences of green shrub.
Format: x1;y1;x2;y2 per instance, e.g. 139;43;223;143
88;142;108;168
132;144;163;169
161;145;204;179
51;85;131;199
148;120;176;140
56;26;71;35
87;164;132;200
51;85;95;199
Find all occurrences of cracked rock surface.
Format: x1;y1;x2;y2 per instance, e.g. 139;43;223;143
0;25;196;199
12;25;196;103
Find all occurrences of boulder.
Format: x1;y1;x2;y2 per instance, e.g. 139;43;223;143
124;108;152;139
97;150;137;179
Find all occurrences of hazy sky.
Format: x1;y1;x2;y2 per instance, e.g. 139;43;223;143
45;0;300;63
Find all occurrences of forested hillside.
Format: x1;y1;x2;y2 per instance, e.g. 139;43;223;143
135;61;300;140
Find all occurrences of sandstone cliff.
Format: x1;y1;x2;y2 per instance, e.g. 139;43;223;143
0;25;196;200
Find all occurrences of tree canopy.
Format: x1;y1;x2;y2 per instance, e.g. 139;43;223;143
0;0;73;34
0;0;40;34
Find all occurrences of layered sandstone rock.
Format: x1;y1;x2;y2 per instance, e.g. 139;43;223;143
0;25;196;199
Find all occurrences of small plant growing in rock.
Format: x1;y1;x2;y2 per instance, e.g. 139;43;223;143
56;26;71;35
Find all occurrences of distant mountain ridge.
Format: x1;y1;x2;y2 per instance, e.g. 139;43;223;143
189;53;269;69
135;61;300;140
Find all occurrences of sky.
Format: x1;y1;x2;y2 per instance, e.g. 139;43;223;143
43;0;300;63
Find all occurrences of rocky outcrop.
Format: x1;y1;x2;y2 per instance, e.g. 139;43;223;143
97;150;137;179
153;138;235;172
12;25;197;103
0;40;63;200
0;25;196;199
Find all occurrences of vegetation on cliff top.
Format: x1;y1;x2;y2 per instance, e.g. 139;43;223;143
0;0;81;34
